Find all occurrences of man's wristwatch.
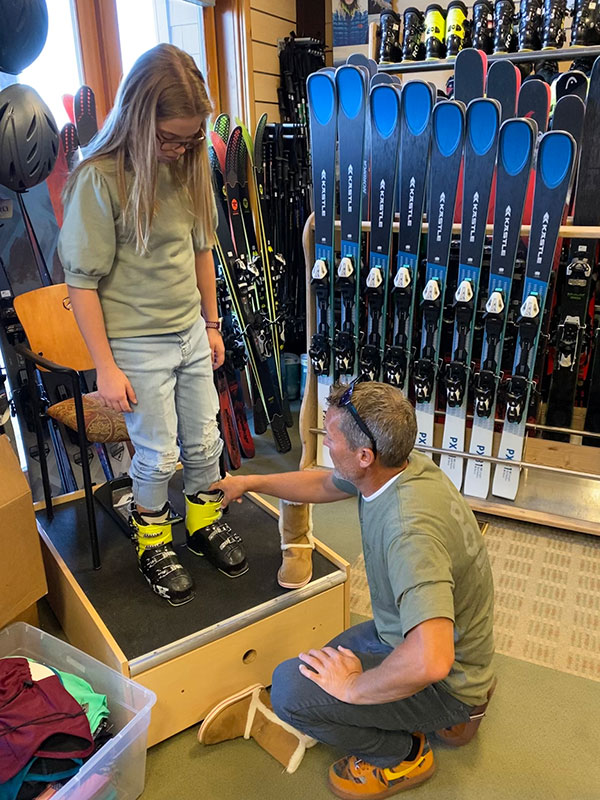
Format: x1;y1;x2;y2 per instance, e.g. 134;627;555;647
205;319;222;332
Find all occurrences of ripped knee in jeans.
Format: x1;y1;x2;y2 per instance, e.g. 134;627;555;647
135;447;178;478
184;419;222;460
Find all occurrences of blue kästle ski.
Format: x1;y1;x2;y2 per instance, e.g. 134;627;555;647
334;64;368;383
440;98;500;489
307;71;337;465
413;100;466;453
492;130;576;500
347;53;378;78
358;83;402;382
383;80;434;392
464;117;537;498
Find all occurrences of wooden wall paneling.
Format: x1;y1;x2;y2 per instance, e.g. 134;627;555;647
250;0;296;21
73;0;122;123
252;41;280;74
254;72;281;103
250;10;295;44
255;101;280;121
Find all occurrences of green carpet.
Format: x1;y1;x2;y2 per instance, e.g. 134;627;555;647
143;649;600;800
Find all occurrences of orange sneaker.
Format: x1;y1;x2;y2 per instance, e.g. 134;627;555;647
327;733;435;799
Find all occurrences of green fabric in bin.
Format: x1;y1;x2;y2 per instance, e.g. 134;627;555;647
28;660;109;734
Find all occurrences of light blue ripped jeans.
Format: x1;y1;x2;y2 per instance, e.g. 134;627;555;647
109;316;223;510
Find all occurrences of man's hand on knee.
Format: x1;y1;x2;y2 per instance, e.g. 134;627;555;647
298;645;363;703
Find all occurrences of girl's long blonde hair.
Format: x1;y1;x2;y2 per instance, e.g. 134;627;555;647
64;43;214;254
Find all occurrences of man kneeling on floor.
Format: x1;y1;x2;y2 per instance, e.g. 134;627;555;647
198;381;496;798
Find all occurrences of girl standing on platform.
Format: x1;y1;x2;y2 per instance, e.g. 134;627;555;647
59;44;248;608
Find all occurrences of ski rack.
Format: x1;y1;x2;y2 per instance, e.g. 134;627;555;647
300;213;600;536
375;45;600;73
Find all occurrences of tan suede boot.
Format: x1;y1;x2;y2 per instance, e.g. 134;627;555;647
277;500;315;589
198;684;316;773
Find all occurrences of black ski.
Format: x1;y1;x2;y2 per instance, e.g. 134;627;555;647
486;59;521;122
454;48;487;105
518;79;552;133
545;58;600;438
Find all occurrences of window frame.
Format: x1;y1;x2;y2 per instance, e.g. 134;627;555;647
71;0;221;123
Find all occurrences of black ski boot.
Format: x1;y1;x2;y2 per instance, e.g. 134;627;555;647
533;58;558;83
379;10;403;64
402;7;425;60
472;0;494;53
571;56;595;74
518;0;543;50
494;0;518;52
186;490;248;578
542;0;567;47
446;0;469;57
571;0;600;45
129;506;195;607
425;3;447;58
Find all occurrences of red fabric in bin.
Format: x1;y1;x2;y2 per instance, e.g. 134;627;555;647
0;658;94;782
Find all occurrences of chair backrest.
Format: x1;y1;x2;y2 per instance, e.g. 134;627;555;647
13;284;96;372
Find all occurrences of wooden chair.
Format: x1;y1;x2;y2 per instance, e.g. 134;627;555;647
13;283;131;570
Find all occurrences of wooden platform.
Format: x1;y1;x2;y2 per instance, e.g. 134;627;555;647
36;479;349;747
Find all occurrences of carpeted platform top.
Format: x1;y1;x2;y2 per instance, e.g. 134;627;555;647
37;476;341;663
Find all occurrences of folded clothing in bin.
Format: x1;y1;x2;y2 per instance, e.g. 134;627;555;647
0;658;95;798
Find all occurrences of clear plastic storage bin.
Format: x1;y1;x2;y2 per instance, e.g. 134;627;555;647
0;622;156;800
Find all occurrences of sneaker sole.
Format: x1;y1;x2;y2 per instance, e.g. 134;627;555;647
198;683;264;743
327;762;435;800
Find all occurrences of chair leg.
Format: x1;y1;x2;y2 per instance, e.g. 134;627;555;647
25;360;53;520
72;380;101;570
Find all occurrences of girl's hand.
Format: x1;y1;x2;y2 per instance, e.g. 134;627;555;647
207;328;225;370
96;364;137;412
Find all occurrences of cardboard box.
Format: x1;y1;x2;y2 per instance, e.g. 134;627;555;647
0;435;47;628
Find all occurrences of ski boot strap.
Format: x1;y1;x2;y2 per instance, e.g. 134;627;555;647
129;512;175;557
185;490;224;531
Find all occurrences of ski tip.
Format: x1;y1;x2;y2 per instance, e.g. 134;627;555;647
271;415;292;453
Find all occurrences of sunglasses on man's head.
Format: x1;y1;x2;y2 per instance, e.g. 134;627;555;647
337;378;377;457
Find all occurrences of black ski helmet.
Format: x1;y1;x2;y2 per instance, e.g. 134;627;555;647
0;0;49;75
0;83;58;192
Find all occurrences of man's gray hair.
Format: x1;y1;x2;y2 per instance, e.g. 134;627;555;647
327;382;417;467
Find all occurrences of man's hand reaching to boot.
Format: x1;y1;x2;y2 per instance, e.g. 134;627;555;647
210;475;248;508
